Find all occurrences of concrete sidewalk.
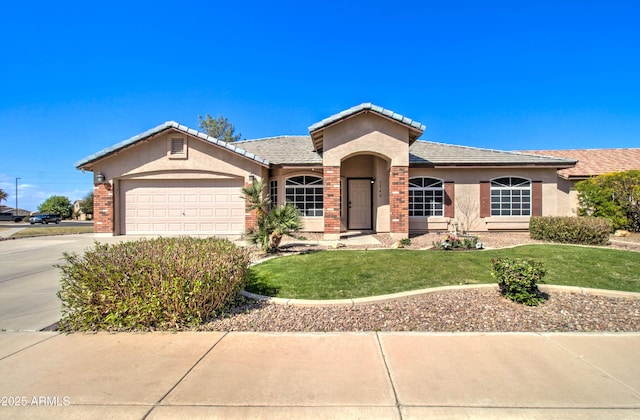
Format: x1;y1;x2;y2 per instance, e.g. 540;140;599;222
0;332;639;419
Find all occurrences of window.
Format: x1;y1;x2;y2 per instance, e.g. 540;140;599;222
409;177;444;216
285;175;323;217
270;180;278;207
490;177;531;216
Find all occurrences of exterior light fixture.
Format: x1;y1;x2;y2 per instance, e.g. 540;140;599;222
96;172;105;183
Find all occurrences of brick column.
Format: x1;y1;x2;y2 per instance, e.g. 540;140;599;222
323;166;341;240
94;181;114;234
244;181;258;233
389;166;409;238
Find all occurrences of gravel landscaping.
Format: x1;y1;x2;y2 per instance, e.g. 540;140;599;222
201;232;640;333
202;288;640;333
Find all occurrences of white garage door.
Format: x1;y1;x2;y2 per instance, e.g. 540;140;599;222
121;179;245;235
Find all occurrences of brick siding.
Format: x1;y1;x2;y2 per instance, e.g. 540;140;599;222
389;166;409;235
244;181;258;233
93;182;114;234
323;166;341;235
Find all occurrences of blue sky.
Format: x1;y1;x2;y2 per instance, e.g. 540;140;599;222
1;0;639;212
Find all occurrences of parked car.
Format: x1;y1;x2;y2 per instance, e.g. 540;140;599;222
0;212;24;222
29;214;62;224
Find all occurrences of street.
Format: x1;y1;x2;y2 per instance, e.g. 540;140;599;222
0;220;93;229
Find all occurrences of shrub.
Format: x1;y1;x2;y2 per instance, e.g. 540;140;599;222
242;179;302;253
576;170;640;232
400;238;412;246
56;237;251;331
529;216;612;245
492;257;546;306
247;203;303;253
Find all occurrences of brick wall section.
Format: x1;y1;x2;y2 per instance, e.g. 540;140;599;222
244;182;258;233
323;166;341;234
93;182;114;234
389;166;409;235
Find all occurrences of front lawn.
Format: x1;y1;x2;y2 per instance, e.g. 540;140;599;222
247;245;640;299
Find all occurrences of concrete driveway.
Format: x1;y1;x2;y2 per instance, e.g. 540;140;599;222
0;233;241;331
0;234;125;331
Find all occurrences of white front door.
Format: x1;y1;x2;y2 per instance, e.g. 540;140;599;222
348;179;372;230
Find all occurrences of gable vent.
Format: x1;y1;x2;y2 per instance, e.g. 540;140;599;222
170;138;185;155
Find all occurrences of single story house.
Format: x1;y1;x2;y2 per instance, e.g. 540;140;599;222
76;103;578;238
521;148;640;216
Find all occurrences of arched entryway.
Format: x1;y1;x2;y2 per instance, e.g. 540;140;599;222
341;154;390;233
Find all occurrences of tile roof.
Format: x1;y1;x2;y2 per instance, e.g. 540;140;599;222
520;149;640;178
308;103;425;151
309;102;426;133
237;136;322;165
238;136;576;167
410;141;577;167
75;121;270;169
75;120;580;172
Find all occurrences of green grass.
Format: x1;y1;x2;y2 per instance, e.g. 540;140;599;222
247;245;640;299
11;226;94;237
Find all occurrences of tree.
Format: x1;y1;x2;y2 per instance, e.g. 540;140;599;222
79;191;94;215
0;188;7;205
242;179;302;253
198;114;242;142
455;194;479;234
576;170;640;232
38;195;73;219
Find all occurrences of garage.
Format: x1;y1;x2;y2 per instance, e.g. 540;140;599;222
120;179;245;235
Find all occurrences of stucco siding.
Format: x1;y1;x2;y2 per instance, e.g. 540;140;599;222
322;113;410;167
408;167;562;232
92;130;263;183
271;168;325;232
91;129;265;235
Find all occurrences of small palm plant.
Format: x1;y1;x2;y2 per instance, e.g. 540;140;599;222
242;179;302;253
241;179;269;220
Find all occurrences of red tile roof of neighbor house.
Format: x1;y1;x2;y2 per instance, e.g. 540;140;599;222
520;149;640;179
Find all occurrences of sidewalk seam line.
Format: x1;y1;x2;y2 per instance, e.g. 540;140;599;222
376;332;403;420
0;266;56;285
0;332;61;361
542;334;640;398
142;331;229;419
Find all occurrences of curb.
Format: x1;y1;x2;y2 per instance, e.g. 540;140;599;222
241;284;640;307
538;284;640;299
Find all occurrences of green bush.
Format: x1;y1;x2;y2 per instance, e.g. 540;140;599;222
576;170;640;232
400;238;412;246
56;237;250;331
529;216;612;245
492;257;546;306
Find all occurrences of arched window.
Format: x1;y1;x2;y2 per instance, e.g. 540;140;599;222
285;175;323;217
409;177;444;217
490;177;531;216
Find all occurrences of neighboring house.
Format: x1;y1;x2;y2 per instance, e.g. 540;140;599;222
0;205;30;218
76;103;576;238
521;149;640;215
72;200;92;220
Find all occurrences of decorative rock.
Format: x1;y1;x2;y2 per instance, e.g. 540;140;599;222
391;240;404;249
333;242;347;249
615;230;631;237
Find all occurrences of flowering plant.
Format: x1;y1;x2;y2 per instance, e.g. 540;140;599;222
433;234;483;251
